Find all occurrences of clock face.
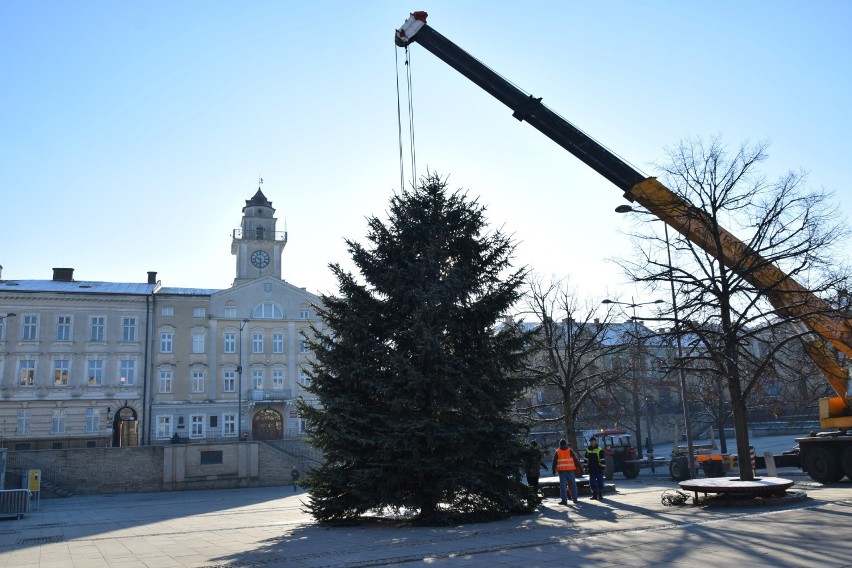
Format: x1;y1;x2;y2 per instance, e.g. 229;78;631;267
251;250;270;268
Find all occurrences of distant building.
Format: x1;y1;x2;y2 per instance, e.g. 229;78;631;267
0;186;321;448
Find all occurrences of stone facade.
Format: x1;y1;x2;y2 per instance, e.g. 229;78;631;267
0;185;321;451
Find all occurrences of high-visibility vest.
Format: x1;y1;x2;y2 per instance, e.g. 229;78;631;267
555;448;577;472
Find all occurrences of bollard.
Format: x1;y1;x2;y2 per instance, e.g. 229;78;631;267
764;452;777;477
749;446;756;472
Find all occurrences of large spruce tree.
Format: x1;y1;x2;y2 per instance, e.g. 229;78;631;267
298;173;535;524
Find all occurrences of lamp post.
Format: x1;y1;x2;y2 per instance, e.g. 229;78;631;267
601;298;663;459
615;204;697;479
238;319;249;440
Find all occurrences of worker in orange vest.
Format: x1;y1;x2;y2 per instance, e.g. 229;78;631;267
551;438;581;505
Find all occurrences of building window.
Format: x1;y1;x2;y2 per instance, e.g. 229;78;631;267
190;415;204;438
119;360;136;386
22;315;38;341
159;370;173;393
193;307;206;318
299;339;310;354
209;415;218;428
122;317;137;342
252;368;264;390
90;316;105;342
85;408;99;433
53;360;70;385
223;370;236;393
224;333;236;354
160;332;173;353
299;368;311;387
253;302;283;319
161;307;174;316
192;370;205;393
18;360;35;386
224;414;236;437
299;309;310;320
272;333;284;353
56;316;72;341
272;369;284;390
192;332;205;354
157;416;172;439
252;333;263;353
51;409;66;434
0;318;5;341
16;410;31;435
225;306;236;318
87;360;104;385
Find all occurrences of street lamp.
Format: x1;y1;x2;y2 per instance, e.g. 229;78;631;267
615;204;697;479
238;319;250;440
602;298;663;459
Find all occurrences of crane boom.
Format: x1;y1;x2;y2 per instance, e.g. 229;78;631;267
396;12;852;414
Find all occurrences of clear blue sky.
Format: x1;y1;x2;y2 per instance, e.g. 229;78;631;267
2;1;850;305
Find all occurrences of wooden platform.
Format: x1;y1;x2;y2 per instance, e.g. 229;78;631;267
679;476;794;497
539;475;615;498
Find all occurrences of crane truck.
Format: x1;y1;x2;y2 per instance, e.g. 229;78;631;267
395;11;852;483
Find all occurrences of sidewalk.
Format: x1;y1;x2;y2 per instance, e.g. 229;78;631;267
0;475;849;567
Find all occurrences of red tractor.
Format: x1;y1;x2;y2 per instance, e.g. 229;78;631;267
587;429;641;479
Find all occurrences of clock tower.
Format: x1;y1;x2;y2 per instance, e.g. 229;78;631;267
231;186;287;284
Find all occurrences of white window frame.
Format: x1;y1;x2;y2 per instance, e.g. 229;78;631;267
53;359;70;386
190;415;204;438
157;415;172;439
87;360;104;386
122;317;137;342
253;302;283;319
160;331;173;353
191;369;205;393
272;369;285;390
161;307;174;316
90;316;105;342
119;359;136;386
299;339;310;354
252;368;264;390
159;370;173;393
19;360;36;386
17;410;31;435
56;315;72;341
22;315;38;341
224;414;236;437
224;306;237;318
299;309;310;320
192;332;205;354
193;307;206;318
85;408;99;433
51;409;66;434
224;333;236;354
252;333;263;354
299;368;311;387
272;333;284;353
223;370;236;393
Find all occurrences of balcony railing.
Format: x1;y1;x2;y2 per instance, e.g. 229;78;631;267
248;389;292;402
232;229;288;243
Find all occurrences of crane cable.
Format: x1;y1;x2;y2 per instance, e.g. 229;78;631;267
394;44;418;192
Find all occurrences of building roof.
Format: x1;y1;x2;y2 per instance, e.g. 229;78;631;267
157;287;222;296
0;279;157;295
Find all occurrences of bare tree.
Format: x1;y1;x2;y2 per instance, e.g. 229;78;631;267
619;137;849;480
520;275;622;451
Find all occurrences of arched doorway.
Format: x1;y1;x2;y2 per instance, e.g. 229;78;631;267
111;406;139;447
252;408;283;440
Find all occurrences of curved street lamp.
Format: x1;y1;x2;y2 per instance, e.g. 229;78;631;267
614;204;697;479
